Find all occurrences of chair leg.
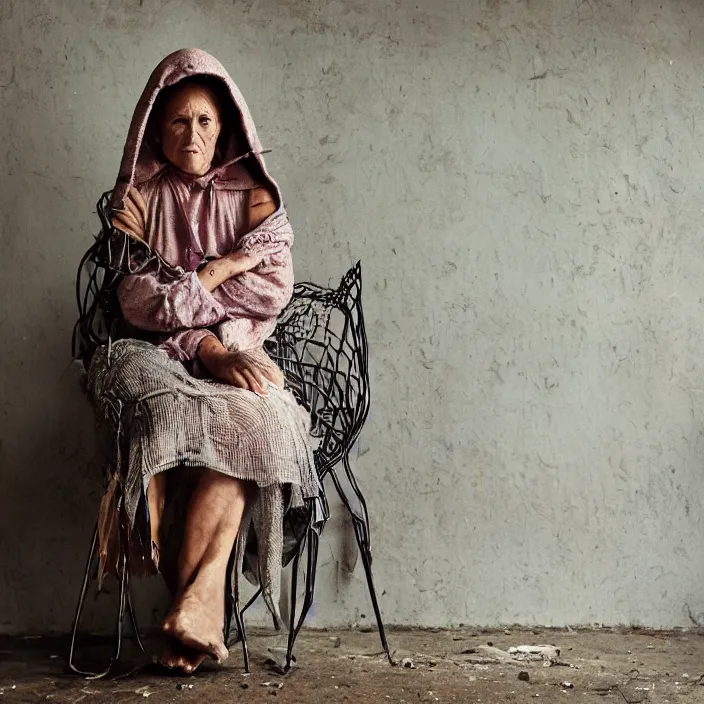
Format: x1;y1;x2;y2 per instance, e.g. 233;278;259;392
352;520;392;663
110;558;129;670
70;545;129;680
285;518;320;671
285;531;305;670
340;454;371;546
230;535;250;673
299;531;320;637
241;587;262;617
68;523;99;676
127;588;147;656
69;501;135;679
331;457;392;664
227;588;262;649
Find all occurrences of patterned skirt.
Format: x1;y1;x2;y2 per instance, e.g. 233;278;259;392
87;338;321;629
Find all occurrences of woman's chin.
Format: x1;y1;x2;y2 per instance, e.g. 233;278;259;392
170;156;211;176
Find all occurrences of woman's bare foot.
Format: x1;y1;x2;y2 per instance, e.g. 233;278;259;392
160;639;187;670
162;587;229;663
159;468;246;672
181;647;208;674
160;639;207;674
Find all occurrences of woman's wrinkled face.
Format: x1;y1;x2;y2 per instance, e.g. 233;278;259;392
160;83;222;176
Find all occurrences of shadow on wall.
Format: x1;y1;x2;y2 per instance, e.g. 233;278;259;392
0;132;113;633
0;336;100;633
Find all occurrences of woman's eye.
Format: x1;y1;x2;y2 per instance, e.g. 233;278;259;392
199;117;211;126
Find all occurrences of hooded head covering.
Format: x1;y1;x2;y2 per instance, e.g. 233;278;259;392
113;48;279;211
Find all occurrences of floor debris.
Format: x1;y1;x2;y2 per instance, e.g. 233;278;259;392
2;628;704;703
261;681;284;689
507;644;561;664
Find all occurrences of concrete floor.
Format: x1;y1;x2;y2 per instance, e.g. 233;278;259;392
1;628;704;703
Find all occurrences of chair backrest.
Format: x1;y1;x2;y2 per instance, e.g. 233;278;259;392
264;262;370;481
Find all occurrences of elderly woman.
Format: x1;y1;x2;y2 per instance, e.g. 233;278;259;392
80;49;319;674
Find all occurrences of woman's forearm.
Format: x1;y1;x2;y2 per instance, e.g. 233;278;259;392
197;252;261;292
197;335;229;375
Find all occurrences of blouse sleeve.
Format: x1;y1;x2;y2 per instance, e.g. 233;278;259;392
211;208;295;320
117;269;227;333
213;248;294;321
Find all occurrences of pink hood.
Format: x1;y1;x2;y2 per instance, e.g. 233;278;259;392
112;47;280;211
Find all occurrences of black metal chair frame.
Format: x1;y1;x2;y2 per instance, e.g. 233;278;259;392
69;205;391;677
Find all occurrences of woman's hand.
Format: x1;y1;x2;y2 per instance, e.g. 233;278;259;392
198;336;284;394
111;186;148;240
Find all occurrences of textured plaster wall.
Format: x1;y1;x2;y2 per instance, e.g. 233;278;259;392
2;0;704;633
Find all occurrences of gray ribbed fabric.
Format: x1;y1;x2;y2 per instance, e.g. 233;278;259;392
87;338;319;626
